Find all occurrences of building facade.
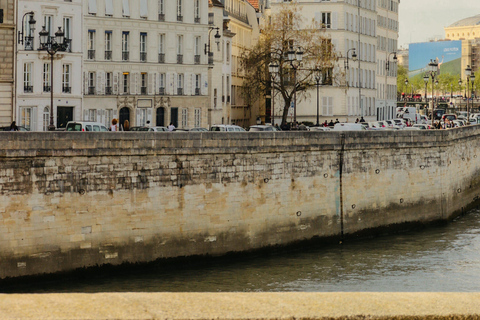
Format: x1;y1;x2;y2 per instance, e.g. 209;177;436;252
0;0;15;126
83;0;210;130
16;0;83;131
375;0;399;120
269;0;382;124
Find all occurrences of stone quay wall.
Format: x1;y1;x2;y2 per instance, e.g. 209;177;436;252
1;127;480;279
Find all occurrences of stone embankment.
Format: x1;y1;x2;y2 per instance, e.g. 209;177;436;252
1;128;480;279
1;293;480;319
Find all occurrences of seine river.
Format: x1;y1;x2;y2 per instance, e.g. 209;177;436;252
5;209;480;293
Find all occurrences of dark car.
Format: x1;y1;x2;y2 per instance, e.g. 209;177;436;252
0;126;29;131
129;126;150;131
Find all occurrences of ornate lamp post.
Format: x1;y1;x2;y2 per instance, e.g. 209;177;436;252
18;12;36;46
38;26;68;131
268;62;279;126
204;27;221;67
344;48;357;73
314;69;323;126
465;65;476;120
287;46;303;124
423;74;429;104
385;52;397;116
427;59;439;124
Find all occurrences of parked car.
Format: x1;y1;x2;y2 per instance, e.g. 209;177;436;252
66;121;108;132
332;123;366;131
309;126;331;131
413;124;430;130
469;113;480;123
129;126;150;131
248;125;279;132
442;114;457;122
210;125;246;132
189;127;208;132
148;126;168;132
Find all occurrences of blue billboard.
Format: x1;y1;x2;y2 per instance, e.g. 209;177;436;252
408;41;462;78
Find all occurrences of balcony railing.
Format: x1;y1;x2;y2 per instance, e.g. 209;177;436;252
105;50;112;60
43;85;51;93
177;88;183;95
141;87;147;95
159;87;165;95
24;85;33;93
88;87;95;95
177;15;183;22
195;88;200;96
63;86;71;93
194;55;200;65
158;13;165;21
105;86;112;95
140;52;147;62
24;36;34;50
158;53;165;63
194;17;200;23
177;54;183;64
122;51;129;61
64;39;72;53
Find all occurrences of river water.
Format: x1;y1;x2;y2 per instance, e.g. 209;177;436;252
5;209;480;293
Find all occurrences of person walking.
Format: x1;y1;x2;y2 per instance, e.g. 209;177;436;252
9;121;18;131
359;116;365;123
110;119;118;131
168;122;175;131
123;120;130;131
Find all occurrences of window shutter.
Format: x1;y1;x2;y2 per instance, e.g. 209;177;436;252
123;0;130;17
136;108;142;126
140;0;148;18
88;0;97;14
314;12;321;25
148;73;154;95
332;12;338;30
191;74;195;95
100;71;105;95
32;107;38;132
130;72;136;95
147;108;152;124
113;72;119;94
96;72;102;94
83;109;89;121
84;72;88;95
201;72;207;95
105;0;114;15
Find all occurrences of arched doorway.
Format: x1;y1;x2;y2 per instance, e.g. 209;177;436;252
156;107;165;126
119;107;130;129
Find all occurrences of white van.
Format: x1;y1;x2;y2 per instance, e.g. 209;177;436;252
333;123;366;131
210;125;246;132
66;121;109;132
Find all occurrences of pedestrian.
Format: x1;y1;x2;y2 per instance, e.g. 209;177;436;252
323;120;328;127
146;120;151;127
355;118;359;123
168;122;175;131
9;121;18;131
328;120;335;127
110;118;118;131
123;120;130;131
335;119;340;124
359;116;365;123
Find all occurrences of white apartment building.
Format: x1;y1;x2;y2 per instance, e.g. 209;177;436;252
16;0;83;131
375;0;399;120
269;0;396;123
83;0;210;129
208;0;234;126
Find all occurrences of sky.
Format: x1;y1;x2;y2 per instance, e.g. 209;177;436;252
398;0;480;49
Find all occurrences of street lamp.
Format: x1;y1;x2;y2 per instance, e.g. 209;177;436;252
344;48;357;72
38;26;69;131
314;69;323;126
204;27;221;67
287;46;303;124
427;59;439;124
404;78;409;101
385;52;397;117
465;65;476;120
18;11;36;46
268;62;279;126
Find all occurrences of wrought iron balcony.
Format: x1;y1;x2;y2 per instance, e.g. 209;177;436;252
177;15;183;22
105;86;112;95
122;51;129;61
140;52;147;62
43;85;51;93
158;53;165;63
105;50;112;60
88;87;95;95
158;13;165;21
194;17;201;23
195;88;200;96
24;85;33;93
194;55;200;65
177;88;183;95
88;50;95;60
141;87;147;95
63;86;71;93
159;87;165;95
24;36;34;50
177;54;183;64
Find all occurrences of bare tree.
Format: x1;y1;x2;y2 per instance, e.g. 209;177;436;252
241;4;339;125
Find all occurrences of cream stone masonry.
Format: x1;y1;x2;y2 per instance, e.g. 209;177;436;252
1;128;480;279
0;0;15;126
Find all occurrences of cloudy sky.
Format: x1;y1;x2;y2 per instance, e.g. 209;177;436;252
398;0;480;49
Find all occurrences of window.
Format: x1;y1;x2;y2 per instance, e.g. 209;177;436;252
105;31;112;60
105;0;114;16
123;0;130;17
140;33;147;62
322;12;331;28
23;62;33;93
226;42;230;63
177;0;183;21
122;32;129;61
44;15;53;36
194;36;200;64
181;108;188;128
195;74;200;95
177;74;184;95
158;0;165;21
194;108;201;128
141;73;147;94
24;13;35;50
88;72;95;95
43;107;50;131
88;30;95;59
177;35;183;64
62;64;71;93
158;34;165;63
63;17;72;52
322;96;333;116
88;0;97;15
43;63;51;92
123;72;129;94
105;72;113;95
20;107;33;131
159;73;165;95
194;0;200;23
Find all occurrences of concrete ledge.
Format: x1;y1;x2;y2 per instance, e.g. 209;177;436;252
1;293;480;319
